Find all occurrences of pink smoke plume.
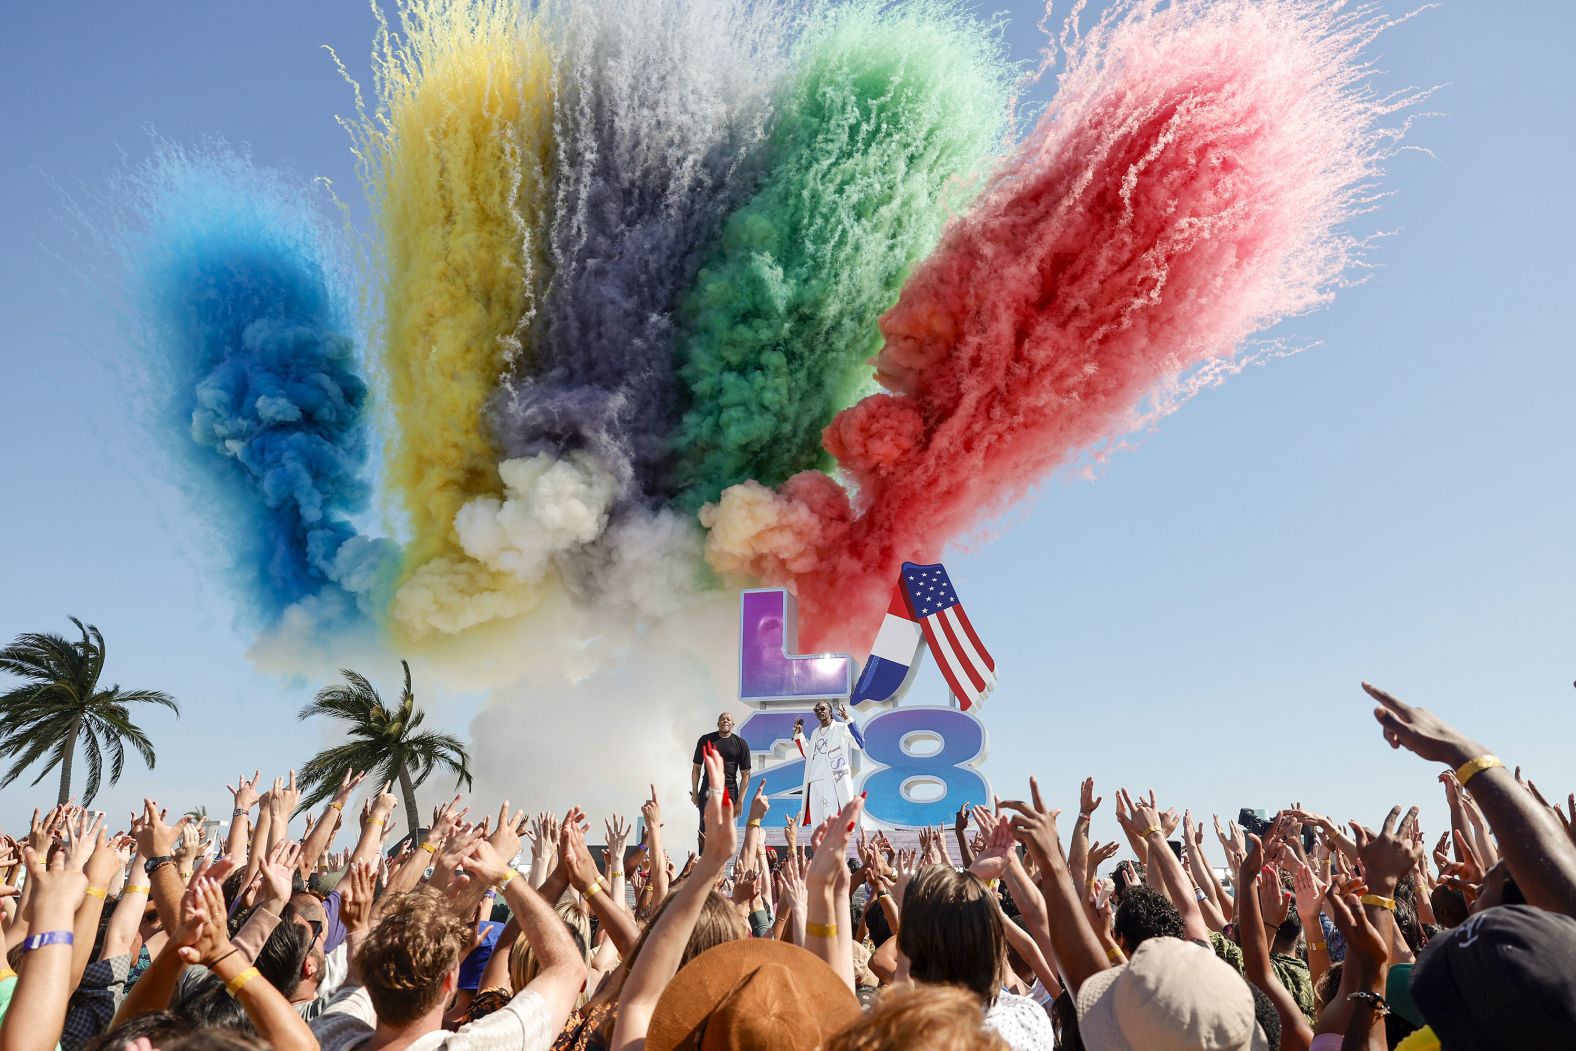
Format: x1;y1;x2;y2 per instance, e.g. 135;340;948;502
703;0;1427;649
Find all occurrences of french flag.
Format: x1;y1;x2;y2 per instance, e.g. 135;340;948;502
850;585;925;705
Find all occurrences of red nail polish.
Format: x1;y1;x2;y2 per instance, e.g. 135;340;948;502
860;791;867;799
847;820;856;832
722;790;731;808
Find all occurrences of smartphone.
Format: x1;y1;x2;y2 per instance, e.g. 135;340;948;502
1167;839;1184;862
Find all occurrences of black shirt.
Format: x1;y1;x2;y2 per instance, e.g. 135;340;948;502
693;731;751;796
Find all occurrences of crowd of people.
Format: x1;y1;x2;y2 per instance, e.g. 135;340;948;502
0;682;1573;1050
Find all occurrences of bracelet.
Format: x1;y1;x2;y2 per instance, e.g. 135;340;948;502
210;946;241;970
22;930;74;952
225;966;261;997
746;819;762;828
0;968;14;981
1360;894;1397;911
1455;754;1503;787
125;885;151;896
420;842;439;854
583;879;602;899
496;868;518;890
1308;940;1327;951
1193;888;1208;902
1106;946;1124;963
1140;826;1163;838
232;808;248;818
610;870;625;878
85;886;108;900
806;920;837;939
368;818;384;827
328;802;344;813
1347;990;1390;1015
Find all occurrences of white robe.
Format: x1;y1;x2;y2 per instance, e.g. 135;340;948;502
796;718;864;827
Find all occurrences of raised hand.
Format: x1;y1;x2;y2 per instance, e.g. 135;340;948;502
1364;682;1489;767
697;743;737;866
258;840;302;909
334;768;367;805
1293;861;1326;920
1087;839;1119;872
748;781;770;823
1350;805;1425;894
339;859;377;935
133;800;189;860
783;813;799;854
1323;878;1387;984
175;876;235;967
731;866;760;907
228;770;261;816
968;806;1016;882
1001;778;1064;873
560;819;601;894
1080;777;1102;816
488;801;528;862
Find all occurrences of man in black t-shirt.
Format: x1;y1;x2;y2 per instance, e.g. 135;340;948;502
691;712;751;851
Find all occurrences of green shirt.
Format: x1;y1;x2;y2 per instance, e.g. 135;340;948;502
1271;952;1316;1026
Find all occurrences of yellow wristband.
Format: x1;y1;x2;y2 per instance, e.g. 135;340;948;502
125;885;151;896
420;841;439;854
610;871;625;878
0;968;16;981
806;920;837;939
1106;947;1125;963
1141;826;1163;839
369;818;384;827
328;802;344;813
1455;754;1503;787
225;966;261;997
1308;940;1327;951
1360;894;1397;911
746;819;762;828
84;886;108;900
496;868;518;890
583;879;602;899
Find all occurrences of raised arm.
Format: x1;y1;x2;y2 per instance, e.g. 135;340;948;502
299;770;365;877
1118;790;1209;943
562;820;640;955
1235;836;1313;1050
1003;778;1110;994
641;786;669;908
226;770;262;861
612;746;735;1051
805;795;864;990
1182;813;1229;932
1367;682;1576;917
349;782;398;868
0;844;89;1051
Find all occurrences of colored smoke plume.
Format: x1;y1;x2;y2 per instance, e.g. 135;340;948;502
488;0;790;505
705;0;1426;648
334;0;556;639
668;0;1014;515
119;143;397;632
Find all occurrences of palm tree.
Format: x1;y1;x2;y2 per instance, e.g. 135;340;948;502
296;660;471;840
0;618;179;804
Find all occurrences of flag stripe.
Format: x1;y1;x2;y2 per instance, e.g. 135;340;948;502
951;604;995;674
936;608;988;694
921;617;976;709
941;606;995;692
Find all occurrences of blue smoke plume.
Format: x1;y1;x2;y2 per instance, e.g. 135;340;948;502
121;144;397;627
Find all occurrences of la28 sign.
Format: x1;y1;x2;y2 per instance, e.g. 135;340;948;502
735;588;989;829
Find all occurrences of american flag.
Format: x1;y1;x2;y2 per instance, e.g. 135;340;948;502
899;562;996;710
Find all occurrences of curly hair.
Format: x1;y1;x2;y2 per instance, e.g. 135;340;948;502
355;886;472;1026
1112;886;1183;950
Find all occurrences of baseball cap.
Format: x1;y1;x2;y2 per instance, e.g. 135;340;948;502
1075;937;1271;1051
1409;904;1576;1049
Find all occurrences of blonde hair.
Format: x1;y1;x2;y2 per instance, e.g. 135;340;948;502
826;985;1009;1051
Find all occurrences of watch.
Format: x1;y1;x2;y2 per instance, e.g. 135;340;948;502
144;855;174;875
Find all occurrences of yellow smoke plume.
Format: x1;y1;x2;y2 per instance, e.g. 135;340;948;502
337;0;555;640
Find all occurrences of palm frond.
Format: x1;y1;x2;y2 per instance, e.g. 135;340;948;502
79;719;103;803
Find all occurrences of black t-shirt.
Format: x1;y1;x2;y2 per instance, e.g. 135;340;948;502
693;731;751;795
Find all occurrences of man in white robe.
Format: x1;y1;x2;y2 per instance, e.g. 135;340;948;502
794;701;866;827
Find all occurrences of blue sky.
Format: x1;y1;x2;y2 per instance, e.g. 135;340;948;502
2;2;1572;853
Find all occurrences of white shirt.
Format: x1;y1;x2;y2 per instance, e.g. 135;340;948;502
311;984;555;1051
986;990;1056;1051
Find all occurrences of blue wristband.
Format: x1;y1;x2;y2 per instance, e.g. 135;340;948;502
22;930;73;952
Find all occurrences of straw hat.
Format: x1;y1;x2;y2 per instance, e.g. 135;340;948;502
646;939;863;1051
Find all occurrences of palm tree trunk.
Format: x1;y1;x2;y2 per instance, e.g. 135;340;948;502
396;762;422;843
57;712;82;805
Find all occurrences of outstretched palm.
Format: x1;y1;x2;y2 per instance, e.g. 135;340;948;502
295;660;471;841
